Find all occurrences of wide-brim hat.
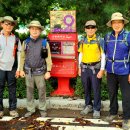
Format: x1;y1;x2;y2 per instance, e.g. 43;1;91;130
1;16;17;25
106;12;129;27
27;20;44;30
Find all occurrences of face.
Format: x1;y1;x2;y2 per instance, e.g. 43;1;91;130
29;26;42;39
111;20;124;34
1;20;15;33
85;26;97;37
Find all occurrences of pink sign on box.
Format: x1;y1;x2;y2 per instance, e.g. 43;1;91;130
50;10;76;33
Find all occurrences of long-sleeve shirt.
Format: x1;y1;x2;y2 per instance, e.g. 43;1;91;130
0;30;21;71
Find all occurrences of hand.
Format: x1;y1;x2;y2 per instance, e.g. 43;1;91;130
15;71;20;78
128;74;130;83
20;71;25;78
44;71;51;80
97;70;104;79
78;68;81;76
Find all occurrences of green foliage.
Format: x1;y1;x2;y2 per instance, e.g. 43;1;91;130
74;76;84;98
16;78;26;98
2;75;122;101
100;76;109;100
1;0;130;34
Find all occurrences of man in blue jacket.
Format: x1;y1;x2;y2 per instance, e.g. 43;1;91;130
104;12;130;130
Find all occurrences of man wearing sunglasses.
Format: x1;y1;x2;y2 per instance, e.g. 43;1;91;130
78;20;105;118
0;16;21;118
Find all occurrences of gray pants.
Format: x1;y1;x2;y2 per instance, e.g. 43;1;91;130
25;74;46;112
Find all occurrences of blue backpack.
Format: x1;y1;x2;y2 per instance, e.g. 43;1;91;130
25;37;48;58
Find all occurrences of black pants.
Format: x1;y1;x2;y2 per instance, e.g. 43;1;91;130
107;72;130;119
0;68;17;111
81;67;101;111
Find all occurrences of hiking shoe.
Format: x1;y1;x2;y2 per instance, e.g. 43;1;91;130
10;110;19;118
93;110;100;119
122;119;130;130
24;111;34;118
80;105;93;115
104;114;117;122
40;110;47;117
0;111;4;118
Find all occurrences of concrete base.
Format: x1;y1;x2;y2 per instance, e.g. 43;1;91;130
3;97;122;111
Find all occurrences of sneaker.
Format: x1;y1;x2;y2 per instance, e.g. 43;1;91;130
40;110;47;117
122;119;130;130
93;110;100;119
24;111;34;118
10;110;19;118
0;111;4;118
80;105;93;115
104;114;117;122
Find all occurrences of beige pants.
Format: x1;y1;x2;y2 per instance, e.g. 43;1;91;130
25;74;46;112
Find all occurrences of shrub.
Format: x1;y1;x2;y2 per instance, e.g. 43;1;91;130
3;75;122;100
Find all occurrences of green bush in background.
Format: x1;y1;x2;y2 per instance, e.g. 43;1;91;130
3;76;122;100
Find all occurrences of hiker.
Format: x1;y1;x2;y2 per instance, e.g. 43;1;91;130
19;20;52;117
0;16;21;118
104;12;130;130
78;20;105;118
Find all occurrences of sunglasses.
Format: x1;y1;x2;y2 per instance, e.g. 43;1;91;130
85;26;96;29
4;22;15;26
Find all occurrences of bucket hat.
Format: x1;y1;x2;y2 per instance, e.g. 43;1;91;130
106;12;129;27
27;20;44;30
1;16;17;25
85;20;96;27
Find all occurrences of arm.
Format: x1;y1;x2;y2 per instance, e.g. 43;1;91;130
15;39;21;78
78;43;83;76
44;42;52;80
78;52;82;76
97;38;106;79
19;41;26;78
127;32;130;82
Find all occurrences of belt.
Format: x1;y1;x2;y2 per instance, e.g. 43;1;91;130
25;66;44;72
83;61;100;66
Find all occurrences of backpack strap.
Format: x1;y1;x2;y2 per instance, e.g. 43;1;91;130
106;32;111;42
25;37;47;47
106;31;129;46
123;31;129;46
24;37;47;51
42;39;47;48
24;37;31;51
13;36;19;57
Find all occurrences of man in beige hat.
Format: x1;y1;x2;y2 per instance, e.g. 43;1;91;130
19;20;52;117
104;12;130;130
78;20;105;118
0;16;21;118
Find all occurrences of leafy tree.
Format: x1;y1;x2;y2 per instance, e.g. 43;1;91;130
1;0;130;34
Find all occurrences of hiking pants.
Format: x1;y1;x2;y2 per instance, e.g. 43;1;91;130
81;67;101;111
25;74;46;112
107;72;130;119
0;68;17;111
